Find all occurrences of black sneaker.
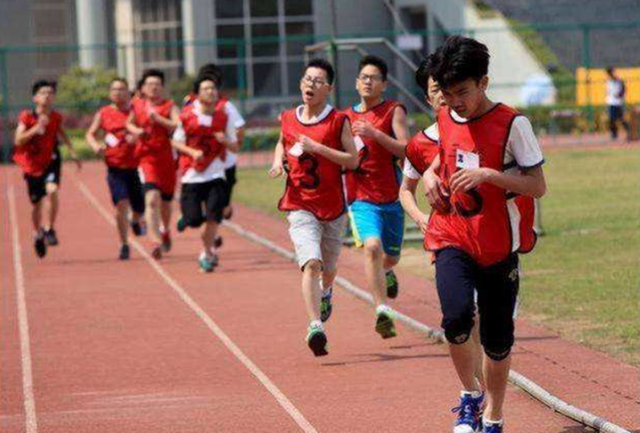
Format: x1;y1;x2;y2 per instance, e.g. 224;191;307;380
176;217;187;233
34;231;47;258
214;235;223;248
375;309;397;339
306;323;328;357
44;228;59;246
131;221;143;237
386;270;399;299
119;244;130;260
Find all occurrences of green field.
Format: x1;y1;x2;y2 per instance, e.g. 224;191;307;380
234;147;640;365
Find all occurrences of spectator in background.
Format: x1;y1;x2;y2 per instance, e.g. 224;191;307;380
606;67;630;140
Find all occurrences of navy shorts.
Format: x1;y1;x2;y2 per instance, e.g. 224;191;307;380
24;149;61;204
107;167;145;214
435;247;519;360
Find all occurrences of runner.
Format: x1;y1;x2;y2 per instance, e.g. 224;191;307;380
344;55;410;339
86;77;145;260
126;69;180;259
269;58;358;357
172;74;239;272
422;36;545;433
13;79;81;258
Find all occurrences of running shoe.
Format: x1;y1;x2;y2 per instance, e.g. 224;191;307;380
386;270;399;299
119;244;130;261
375;308;397;339
306;322;328;357
482;420;503;433
131;220;144;236
176;217;187;233
151;244;162;260
198;254;215;273
320;286;333;322
34;230;47;258
44;228;59;246
161;231;172;252
452;391;485;433
214;235;223;248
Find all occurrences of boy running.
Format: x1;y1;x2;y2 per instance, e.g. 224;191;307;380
126;69;180;259
269;59;358;357
344;55;410;339
172;75;239;272
13;79;81;258
423;36;545;433
86;77;145;260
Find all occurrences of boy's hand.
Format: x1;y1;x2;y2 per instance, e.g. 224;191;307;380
70;152;82;170
94;144;106;157
125;133;136;144
191;149;204;162
352;119;377;139
450;168;492;194
36;115;49;135
214;132;227;145
422;171;450;213
269;161;284;178
298;135;321;154
414;212;430;235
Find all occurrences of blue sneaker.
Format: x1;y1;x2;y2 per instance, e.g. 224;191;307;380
198;254;215;273
452;391;484;433
482;420;503;433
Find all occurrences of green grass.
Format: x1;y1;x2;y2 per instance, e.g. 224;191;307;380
234;148;640;365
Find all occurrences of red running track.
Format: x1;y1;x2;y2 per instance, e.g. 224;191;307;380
1;162;634;433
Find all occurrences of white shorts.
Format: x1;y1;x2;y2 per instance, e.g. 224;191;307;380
287;210;346;272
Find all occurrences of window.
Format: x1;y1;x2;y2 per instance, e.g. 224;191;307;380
285;22;314;56
253;63;282;96
250;0;278;17
217;25;245;59
215;0;243;19
252;23;280;57
285;0;313;17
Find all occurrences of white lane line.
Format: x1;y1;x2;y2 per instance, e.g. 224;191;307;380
76;181;318;433
7;185;39;433
223;219;632;433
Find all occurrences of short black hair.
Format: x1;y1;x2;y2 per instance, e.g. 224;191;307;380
141;68;165;86
415;54;437;96
606;67;615;76
305;58;335;85
198;63;223;88
110;77;129;87
193;74;219;95
358;55;388;81
430;36;490;89
32;79;57;96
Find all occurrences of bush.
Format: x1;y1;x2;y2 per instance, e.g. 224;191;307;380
56;66;119;115
169;74;195;104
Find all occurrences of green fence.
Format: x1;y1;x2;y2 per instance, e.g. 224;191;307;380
1;21;640;161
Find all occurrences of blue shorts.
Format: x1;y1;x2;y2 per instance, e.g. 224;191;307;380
348;200;404;257
107;167;145;214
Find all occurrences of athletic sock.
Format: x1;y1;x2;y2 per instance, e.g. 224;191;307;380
375;304;391;315
461;390;483;399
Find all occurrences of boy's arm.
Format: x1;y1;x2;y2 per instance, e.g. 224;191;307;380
352;106;409;158
126;111;145;137
171;124;202;160
299;120;359;169
151;105;180;131
269;132;285;178
58;127;81;168
399;171;430;234
85;112;105;155
14;116;47;146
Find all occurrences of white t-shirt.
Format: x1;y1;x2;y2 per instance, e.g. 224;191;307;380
403;123;439;180
173;100;227;184
606;78;625;106
223;101;246;169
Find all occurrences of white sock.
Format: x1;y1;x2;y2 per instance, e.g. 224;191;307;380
309;320;323;330
461;390;483;399
375;304;390;315
483;419;503;426
322;285;332;296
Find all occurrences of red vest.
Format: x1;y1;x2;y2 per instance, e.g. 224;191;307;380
13;110;63;176
344;100;405;204
425;104;537;266
132;98;175;162
98;105;137;169
278;107;348;221
177;99;228;174
404;126;439;176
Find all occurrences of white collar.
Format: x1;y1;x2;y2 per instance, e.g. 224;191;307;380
296;104;333;124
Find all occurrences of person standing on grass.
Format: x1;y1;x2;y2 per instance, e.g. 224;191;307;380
86;77;145;260
422;36;545;433
605;67;630;141
172;75;239;273
127;69;180;260
344;55;410;340
269;58;358;357
13;79;81;258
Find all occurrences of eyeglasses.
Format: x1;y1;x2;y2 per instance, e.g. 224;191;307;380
357;73;384;83
301;76;328;88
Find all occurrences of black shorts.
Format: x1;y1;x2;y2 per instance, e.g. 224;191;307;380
24;150;61;204
142;182;174;202
222;165;237;207
434;247;519;360
180;178;228;227
107;167;145;214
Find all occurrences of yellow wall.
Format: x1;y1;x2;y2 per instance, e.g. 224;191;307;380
576;67;640;106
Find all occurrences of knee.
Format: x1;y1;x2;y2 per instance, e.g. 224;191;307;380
364;240;382;259
303;259;322;275
443;314;474;345
481;336;514;361
46;183;58;195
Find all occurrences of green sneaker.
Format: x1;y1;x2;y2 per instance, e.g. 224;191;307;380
386;270;399;299
198;255;215;273
375;309;397;339
306;323;328;357
320;287;333;322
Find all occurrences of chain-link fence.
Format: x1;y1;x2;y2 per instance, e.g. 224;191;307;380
1;21;640;161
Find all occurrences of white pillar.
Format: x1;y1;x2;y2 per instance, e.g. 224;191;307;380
76;0;108;68
181;0;216;75
114;0;136;85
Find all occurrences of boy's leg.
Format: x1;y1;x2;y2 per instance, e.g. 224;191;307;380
222;165;236;220
144;186;163;247
381;201;405;298
43;154;62;238
476;253;519;422
127;169;146;233
25;174;47;257
44;182;59;231
199;179;227;272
